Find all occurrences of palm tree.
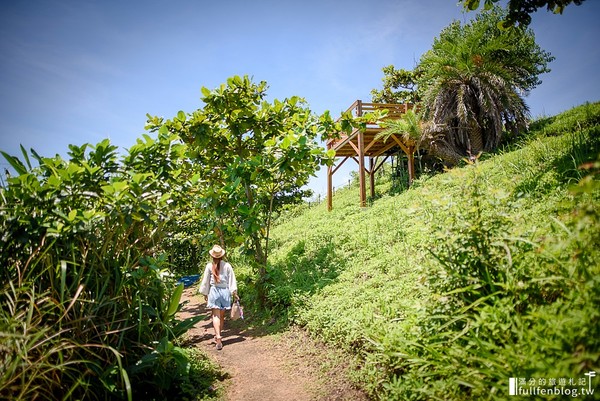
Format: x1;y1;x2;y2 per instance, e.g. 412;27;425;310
377;109;422;149
417;8;553;165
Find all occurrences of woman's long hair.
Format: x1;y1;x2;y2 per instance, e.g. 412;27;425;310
211;257;222;283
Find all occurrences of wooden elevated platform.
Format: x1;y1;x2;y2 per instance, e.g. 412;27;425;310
326;100;416;210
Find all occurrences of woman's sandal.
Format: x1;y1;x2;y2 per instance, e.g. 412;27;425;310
215;336;223;350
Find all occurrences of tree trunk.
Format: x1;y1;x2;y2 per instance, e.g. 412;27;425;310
242;180;269;306
215;223;226;247
251;232;268;306
427;140;465;166
468;121;484;157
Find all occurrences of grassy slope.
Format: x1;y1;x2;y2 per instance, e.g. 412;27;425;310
262;102;600;400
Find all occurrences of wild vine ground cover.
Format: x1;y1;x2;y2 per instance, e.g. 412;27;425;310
258;102;600;400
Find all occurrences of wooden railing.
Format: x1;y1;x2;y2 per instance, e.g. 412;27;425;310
328;100;415;148
343;100;415;121
326;100;417;210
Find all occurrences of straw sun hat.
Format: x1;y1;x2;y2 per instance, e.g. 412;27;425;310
209;245;226;259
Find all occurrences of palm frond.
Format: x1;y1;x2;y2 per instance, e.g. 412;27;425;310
414;7;549;164
376;110;423;146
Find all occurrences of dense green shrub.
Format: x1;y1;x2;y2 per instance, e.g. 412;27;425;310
0;135;205;399
381;158;599;400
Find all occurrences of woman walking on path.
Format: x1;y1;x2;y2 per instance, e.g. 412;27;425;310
199;245;238;350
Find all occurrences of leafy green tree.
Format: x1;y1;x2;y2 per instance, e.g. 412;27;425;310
371;65;421;104
148;76;338;303
459;0;587;27
416;8;554;165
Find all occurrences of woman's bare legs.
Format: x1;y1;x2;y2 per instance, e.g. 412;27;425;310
212;309;226;349
212;309;223;347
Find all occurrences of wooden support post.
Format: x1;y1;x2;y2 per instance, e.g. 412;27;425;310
407;145;415;186
358;130;366;207
369;157;375;198
357;98;366;208
327;164;333;211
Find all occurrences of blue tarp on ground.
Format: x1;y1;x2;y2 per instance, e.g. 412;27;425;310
177;274;200;288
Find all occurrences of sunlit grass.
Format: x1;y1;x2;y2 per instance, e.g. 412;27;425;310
257;102;600;400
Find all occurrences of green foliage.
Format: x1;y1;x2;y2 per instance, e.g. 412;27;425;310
264;103;600;400
371;7;555;166
177;348;224;401
129;337;194;397
129;343;224;400
385;156;599;400
427;164;515;308
1;282;125;400
263;238;342;312
529;101;600;137
371;66;421;104
376;109;423;147
417;6;554;165
0;133;206;399
460;0;588;27
148;75;341;303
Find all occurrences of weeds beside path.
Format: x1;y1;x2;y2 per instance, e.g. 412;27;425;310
178;288;368;401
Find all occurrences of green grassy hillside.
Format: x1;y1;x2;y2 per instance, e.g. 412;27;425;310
260;102;600;400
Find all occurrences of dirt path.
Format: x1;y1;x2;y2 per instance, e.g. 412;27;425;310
178;288;369;401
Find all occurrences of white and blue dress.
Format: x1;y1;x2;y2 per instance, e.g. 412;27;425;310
199;261;238;310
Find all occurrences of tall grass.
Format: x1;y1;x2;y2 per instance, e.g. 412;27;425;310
0;136;207;400
258;102;600;400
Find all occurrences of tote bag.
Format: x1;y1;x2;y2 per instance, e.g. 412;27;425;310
231;300;243;320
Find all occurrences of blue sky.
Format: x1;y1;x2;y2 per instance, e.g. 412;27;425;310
1;0;599;195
